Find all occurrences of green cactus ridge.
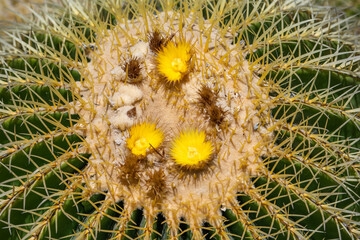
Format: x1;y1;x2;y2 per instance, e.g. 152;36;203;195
0;0;359;240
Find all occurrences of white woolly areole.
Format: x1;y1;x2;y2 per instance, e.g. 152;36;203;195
111;84;143;108
110;105;137;131
110;65;126;81
130;41;149;60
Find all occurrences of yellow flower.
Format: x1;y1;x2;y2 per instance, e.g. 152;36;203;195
127;122;164;156
156;41;191;83
170;129;213;169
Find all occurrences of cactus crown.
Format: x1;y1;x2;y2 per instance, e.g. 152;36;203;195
0;0;359;239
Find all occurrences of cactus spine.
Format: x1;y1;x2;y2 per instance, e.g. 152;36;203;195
0;0;359;239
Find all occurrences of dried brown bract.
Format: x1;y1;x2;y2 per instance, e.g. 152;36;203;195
198;84;217;107
149;30;166;53
146;169;167;200
149;30;175;53
118;154;141;185
208;104;226;126
197;85;226;126
122;57;142;80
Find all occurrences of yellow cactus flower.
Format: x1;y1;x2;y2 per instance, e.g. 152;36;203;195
156;41;192;83
170;129;213;169
127;122;164;156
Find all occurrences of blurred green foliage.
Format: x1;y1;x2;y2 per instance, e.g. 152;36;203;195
317;0;360;19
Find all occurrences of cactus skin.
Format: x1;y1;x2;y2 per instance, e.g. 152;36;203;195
0;0;359;239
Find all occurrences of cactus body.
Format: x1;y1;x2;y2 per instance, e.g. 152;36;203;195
0;0;359;239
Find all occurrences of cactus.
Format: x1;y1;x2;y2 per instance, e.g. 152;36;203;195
0;0;359;239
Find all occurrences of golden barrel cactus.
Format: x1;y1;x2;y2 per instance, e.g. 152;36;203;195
0;0;359;239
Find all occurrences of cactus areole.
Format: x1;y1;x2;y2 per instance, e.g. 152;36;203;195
0;0;359;239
